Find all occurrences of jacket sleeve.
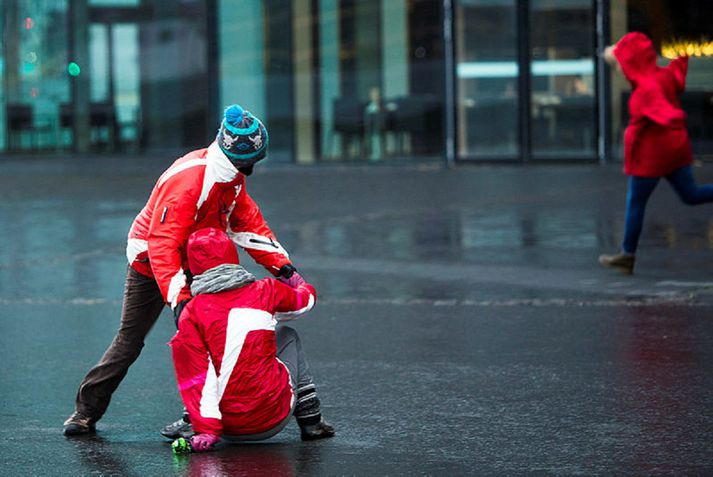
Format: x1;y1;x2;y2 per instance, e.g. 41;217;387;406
271;279;317;321
170;305;223;436
147;177;197;308
633;85;686;129
228;185;291;276
667;55;688;93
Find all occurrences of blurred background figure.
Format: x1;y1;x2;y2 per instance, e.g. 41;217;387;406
599;32;713;274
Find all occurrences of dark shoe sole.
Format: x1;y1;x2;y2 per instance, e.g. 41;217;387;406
301;430;335;441
64;424;96;436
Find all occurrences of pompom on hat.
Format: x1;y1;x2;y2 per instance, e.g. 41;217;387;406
217;105;269;171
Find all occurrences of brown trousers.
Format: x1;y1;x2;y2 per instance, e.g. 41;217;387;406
75;266;166;420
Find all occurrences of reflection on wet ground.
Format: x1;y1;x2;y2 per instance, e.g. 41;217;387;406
1;158;712;474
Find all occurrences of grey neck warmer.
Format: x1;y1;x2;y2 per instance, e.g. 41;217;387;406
190;264;256;295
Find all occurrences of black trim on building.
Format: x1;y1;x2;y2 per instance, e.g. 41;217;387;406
517;0;531;162
310;0;322;161
207;0;220;122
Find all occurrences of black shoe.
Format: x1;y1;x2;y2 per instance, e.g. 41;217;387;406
300;419;335;441
63;411;96;436
161;414;193;439
599;252;635;275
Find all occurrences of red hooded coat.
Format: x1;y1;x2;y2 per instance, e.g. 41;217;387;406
614;32;692;177
170;228;316;436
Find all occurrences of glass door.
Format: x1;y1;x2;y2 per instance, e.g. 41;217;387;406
454;0;598;161
529;0;596;159
88;15;140;152
455;0;520;160
314;0;445;163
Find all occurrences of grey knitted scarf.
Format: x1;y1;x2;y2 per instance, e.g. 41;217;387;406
190;264;256;295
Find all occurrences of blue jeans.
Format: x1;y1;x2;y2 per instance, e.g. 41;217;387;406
622;165;713;254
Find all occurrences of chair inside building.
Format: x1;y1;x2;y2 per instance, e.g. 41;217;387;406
6;104;35;151
59;103;118;151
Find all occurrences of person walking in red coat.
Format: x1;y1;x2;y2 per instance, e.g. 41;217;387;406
64;105;299;436
599;32;713;274
171;228;334;452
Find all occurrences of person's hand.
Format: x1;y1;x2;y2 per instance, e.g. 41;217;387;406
278;271;306;289
173;299;190;328
189;433;220;452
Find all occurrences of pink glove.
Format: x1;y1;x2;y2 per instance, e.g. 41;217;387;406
190;433;220;452
278;271;306;288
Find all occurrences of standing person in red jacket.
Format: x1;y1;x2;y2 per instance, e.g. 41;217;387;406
170;228;334;453
64;105;299;436
599;32;713;274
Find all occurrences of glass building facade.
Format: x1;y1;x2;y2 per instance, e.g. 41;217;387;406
1;0;712;163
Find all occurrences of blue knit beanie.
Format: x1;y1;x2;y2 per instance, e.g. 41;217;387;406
217;105;269;166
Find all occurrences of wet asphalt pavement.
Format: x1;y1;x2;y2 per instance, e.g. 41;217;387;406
1;156;712;476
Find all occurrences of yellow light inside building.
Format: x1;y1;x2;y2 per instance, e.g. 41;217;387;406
662;39;713;59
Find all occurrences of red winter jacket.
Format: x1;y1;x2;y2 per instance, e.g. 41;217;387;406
171;228;316;436
126;142;291;309
615;32;692;177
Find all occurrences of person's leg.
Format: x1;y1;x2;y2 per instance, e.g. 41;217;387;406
275;325;334;440
666;165;713;205
69;267;165;427
621;175;660;255
600;175;659;274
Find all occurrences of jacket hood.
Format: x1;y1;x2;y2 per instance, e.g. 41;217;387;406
614;32;657;84
187;228;239;276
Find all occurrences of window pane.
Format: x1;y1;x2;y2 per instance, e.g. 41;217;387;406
4;0;70;151
455;0;519;159
112;24;139;146
218;0;266;142
319;0;382;161
317;0;444;163
530;0;596;158
90;24;109;102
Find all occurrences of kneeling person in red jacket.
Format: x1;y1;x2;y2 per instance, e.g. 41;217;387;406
171;228;334;451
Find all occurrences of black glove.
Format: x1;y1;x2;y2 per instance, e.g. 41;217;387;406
278;264;297;279
173;299;190;329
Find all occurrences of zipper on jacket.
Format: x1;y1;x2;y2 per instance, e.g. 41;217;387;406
249;237;279;249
